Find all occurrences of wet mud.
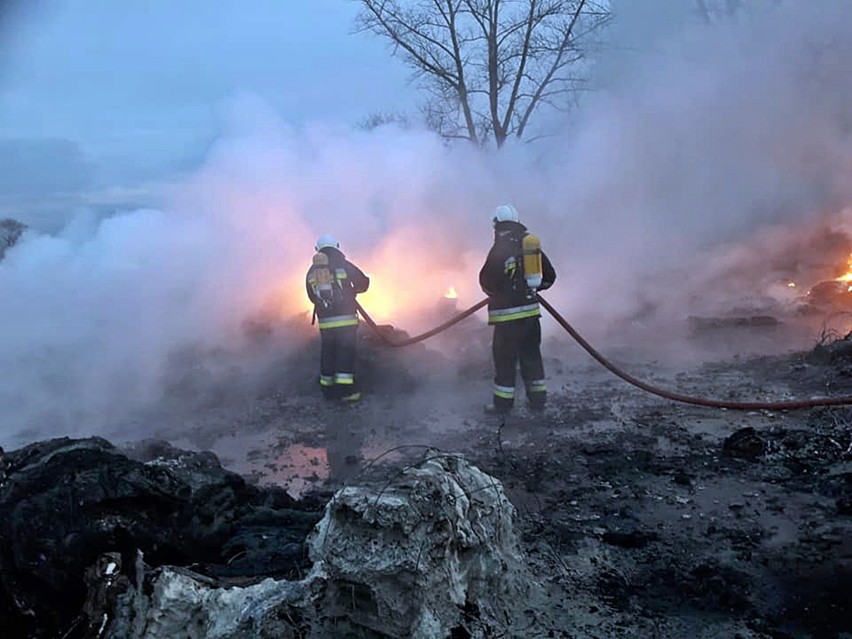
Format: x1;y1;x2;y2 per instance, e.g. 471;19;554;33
2;318;851;637
160;321;852;637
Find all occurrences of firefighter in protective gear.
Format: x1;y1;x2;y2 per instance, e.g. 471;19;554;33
479;205;556;414
305;235;370;403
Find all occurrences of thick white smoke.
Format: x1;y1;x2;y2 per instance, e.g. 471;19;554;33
541;0;852;321
0;95;502;446
3;2;852;445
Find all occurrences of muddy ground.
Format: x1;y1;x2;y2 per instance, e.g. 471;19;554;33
101;311;852;638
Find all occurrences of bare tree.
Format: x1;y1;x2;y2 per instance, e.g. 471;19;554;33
0;218;27;260
356;0;611;148
358;111;415;131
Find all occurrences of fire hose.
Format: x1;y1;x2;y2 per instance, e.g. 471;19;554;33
355;296;852;411
355;298;488;348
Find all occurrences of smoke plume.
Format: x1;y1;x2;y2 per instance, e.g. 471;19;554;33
3;2;852;444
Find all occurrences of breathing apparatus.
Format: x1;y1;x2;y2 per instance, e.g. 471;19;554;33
523;234;543;290
310;251;335;309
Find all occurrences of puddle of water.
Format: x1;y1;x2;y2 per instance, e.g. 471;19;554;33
166;399;459;499
211;425;409;498
206;434;333;498
263;440;408;498
262;444;330;498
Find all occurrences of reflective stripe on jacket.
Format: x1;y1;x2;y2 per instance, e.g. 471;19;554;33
317;314;359;330
487;303;541;323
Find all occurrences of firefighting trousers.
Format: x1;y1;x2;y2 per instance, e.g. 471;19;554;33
492;317;547;410
319;325;359;400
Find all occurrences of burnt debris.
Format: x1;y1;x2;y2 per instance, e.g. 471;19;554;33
0;437;323;638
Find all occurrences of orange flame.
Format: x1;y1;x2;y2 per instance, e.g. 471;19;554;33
835;253;852;291
280;226;482;328
347;226;479;327
357;284;397;321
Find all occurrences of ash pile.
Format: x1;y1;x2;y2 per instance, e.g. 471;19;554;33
0;438;534;638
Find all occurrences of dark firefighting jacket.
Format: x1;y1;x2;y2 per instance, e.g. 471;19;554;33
479;221;556;325
305;247;370;330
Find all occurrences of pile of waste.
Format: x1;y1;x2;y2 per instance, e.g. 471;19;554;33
0;437;323;638
0;438;532;638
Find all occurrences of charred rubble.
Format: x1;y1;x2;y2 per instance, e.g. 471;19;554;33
722;406;852;515
0;438;531;639
0;437;324;638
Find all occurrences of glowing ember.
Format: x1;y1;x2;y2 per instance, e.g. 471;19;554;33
445;286;458;299
835;253;852;285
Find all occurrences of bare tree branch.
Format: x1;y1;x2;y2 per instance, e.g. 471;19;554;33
0;218;27;261
439;0;480;143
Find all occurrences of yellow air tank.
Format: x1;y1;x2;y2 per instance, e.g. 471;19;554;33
523;234;543;290
312;252;334;302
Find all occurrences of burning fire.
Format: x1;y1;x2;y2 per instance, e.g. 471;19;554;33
835;253;852;291
288;226;482;326
342;227;479;325
357;285;397;321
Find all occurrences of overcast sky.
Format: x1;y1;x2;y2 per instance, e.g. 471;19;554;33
0;0;418;225
0;0;713;229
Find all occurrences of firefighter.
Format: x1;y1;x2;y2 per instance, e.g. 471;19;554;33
305;234;370;403
479;204;556;415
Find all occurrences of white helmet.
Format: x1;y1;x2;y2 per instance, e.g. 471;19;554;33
492;204;520;225
315;234;339;251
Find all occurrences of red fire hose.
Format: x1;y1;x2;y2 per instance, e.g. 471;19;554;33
355;299;488;348
536;295;852;410
355;295;852;410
